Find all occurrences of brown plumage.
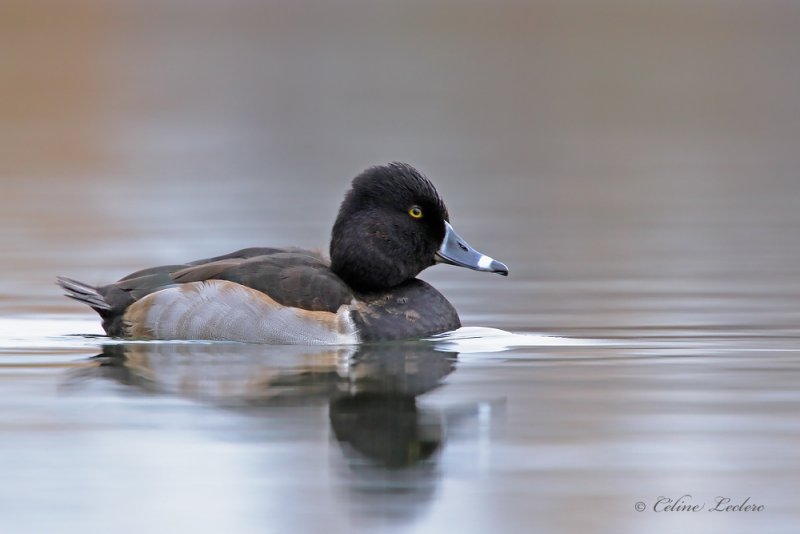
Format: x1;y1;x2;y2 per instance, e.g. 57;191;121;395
59;247;354;337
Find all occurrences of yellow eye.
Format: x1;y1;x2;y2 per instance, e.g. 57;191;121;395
408;206;423;219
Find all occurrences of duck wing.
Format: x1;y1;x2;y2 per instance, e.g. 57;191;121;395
171;250;353;312
60;248;354;337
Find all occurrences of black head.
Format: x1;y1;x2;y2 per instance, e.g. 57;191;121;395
330;163;508;292
330;163;446;291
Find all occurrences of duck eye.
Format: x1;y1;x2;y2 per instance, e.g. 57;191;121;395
408;206;423;219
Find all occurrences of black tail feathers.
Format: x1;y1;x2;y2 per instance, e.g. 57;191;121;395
56;276;111;311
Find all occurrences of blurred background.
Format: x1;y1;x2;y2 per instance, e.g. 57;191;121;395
2;1;800;533
3;0;800;331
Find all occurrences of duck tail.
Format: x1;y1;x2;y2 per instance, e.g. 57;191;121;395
56;276;112;311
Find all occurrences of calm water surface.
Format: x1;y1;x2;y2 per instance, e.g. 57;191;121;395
2;2;800;533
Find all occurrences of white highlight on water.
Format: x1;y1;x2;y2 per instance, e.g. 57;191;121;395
428;326;600;353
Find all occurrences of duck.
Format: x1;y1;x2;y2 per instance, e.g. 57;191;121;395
57;163;508;344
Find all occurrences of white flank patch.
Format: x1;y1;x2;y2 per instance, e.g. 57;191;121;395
136;280;359;345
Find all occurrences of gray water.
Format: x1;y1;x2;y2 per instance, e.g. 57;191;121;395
2;1;800;533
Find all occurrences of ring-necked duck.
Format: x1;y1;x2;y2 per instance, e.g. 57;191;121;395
57;163;508;344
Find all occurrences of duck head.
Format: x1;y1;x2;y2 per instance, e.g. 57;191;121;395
330;163;508;292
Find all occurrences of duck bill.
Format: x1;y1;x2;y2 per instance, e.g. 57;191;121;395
435;222;509;276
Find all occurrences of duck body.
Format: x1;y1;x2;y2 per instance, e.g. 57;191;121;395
58;247;459;343
58;163;507;344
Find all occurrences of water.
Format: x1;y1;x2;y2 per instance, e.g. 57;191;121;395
2;1;800;533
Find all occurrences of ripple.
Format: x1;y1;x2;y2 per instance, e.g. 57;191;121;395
428;326;600;353
0;315;104;352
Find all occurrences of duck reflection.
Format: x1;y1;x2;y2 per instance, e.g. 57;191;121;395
81;343;356;405
73;341;458;469
329;343;455;469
